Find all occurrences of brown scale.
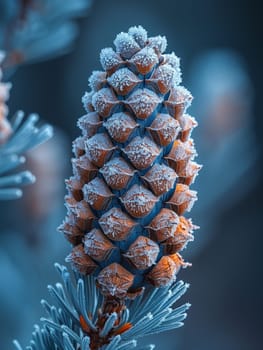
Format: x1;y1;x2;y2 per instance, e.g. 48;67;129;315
178;113;198;142
124;89;161;120
147;113;181;146
103;112;139;143
88;71;107;91
82;91;94;113
147;36;167;55
162;52;181;70
83;228;115;262
97;263;134;298
107;67;141;96
166;183;197;215
165;139;196;174
65;197;95;231
99;207;137;241
177;161;202;186
72;136;86;158
83;177;114;211
129;46;159;75
72;155;98;183
161;216;195;254
114;34;141;59
58;219;84;245
65;176;84;201
66;211;91;233
123;136;160;170
142;163;177;196
146;253;188;287
66;244;98;275
146;255;177;287
146;208;180;242
147;63;177;94
92;88;120;118
77;112;103;137
164;86;193;119
128;26;147;47
124;236;160;270
85;133;116;167
120;184;158;218
99;157;135;190
100;47;124;75
170;253;191;270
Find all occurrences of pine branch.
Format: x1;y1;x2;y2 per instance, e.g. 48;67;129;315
0;0;93;69
0;52;53;199
14;264;190;350
0;111;53;199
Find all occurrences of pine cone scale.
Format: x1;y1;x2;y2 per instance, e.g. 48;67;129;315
61;26;200;299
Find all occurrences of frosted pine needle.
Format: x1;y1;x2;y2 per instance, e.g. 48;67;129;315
0;53;53;199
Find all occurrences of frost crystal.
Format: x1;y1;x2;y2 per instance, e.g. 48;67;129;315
164;52;182;84
82;91;94;112
147;208;180;242
100;157;135;190
123;136;160;170
85;133;116;167
97;263;134;298
130;46;159;75
143;163;177;196
148;113;181;146
103;112;138;143
128;25;148;47
151;64;179;93
121;185;158;218
114;32;140;59
125;89;161;119
100;47;123;71
99;207;136;241
84;228;114;262
125;236;160;270
92;88;119;117
108;67;141;95
148;35;168;53
88;70;106;91
83;177;113;210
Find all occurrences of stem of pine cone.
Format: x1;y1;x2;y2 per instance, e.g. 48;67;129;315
80;297;126;350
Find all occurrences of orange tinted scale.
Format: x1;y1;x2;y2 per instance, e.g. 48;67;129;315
79;315;91;334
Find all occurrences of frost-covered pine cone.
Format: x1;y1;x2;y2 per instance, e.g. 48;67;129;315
60;25;200;300
14;26;199;350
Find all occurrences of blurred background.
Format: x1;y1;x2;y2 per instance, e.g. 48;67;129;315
0;0;263;349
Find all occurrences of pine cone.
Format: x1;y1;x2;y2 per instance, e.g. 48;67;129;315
61;25;200;300
0;52;12;144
